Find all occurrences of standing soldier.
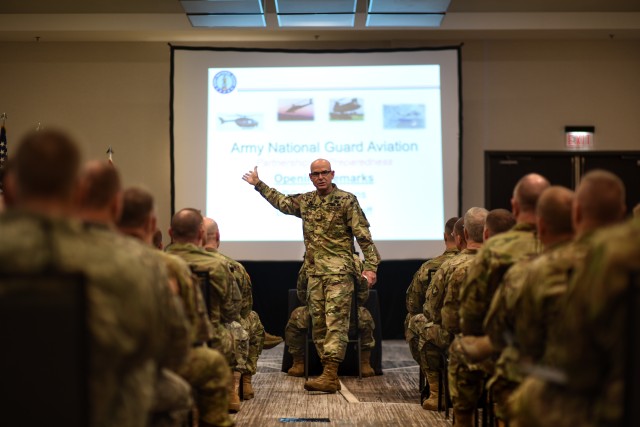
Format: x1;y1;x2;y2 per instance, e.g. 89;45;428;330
286;252;376;378
243;159;380;393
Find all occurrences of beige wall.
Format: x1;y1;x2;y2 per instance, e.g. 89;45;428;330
1;40;639;237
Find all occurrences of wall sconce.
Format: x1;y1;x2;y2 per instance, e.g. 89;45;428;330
565;126;595;150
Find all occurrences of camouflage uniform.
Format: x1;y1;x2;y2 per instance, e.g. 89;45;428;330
0;211;190;427
255;181;380;363
482;253;539;420
155;251;233;427
449;223;540;412
286;258;375;357
509;232;601;427
207;247;266;376
404;248;459;366
166;242;240;369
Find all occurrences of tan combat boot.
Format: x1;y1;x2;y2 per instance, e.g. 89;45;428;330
287;354;305;377
303;361;339;393
453;409;474;427
263;332;284;349
421;370;440;411
360;350;375;378
242;374;254;400
227;371;241;413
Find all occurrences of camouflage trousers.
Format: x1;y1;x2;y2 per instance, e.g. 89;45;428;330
176;346;233;427
285;305;375;356
150;368;192;427
307;274;354;363
224;320;249;374
405;313;451;374
509;377;594;427
210;324;235;368
240;310;265;375
448;335;487;412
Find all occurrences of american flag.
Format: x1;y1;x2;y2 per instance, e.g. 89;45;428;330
0;124;7;193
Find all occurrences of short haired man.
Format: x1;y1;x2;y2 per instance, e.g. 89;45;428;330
166;208;246;412
449;173;549;426
484;208;516;241
510;170;626;427
118;188;234;427
417;208;488;411
0;129;186;427
404;217;459;370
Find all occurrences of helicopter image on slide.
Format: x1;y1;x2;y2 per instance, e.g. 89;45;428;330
286;98;313;113
218;115;259;128
330;97;364;121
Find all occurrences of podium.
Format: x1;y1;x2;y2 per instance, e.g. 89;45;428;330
281;289;383;376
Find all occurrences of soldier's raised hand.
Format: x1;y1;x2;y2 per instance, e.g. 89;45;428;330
242;166;260;186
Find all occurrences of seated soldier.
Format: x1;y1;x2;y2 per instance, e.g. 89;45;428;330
202;217;270;400
118;187;234;427
166;209;245;413
76;161;192;427
285;252;376;378
0;129;186;427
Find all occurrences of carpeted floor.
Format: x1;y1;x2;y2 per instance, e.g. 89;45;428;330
233;340;452;426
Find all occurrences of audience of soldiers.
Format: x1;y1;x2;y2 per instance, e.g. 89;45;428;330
0;127;637;427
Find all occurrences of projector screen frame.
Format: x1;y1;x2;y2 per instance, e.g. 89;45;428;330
169;44;463;260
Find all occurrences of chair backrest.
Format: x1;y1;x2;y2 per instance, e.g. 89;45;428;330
190;266;211;315
625;270;640;427
0;271;89;426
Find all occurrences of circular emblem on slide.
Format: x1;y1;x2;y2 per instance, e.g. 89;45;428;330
213;71;237;94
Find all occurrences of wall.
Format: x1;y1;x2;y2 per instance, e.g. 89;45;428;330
1;39;639;240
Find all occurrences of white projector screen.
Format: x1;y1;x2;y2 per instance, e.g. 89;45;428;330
172;47;461;261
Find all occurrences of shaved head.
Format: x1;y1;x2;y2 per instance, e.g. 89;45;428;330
170;208;204;242
203;217;220;247
310;158;331;172
79;160;121;209
537;186;574;235
485;209;516;238
576;170;626;225
513;173;551;213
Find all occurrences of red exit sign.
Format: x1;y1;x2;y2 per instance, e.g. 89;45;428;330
565;126;595;150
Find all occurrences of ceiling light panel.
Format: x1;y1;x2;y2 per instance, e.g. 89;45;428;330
275;0;356;14
181;0;263;14
368;0;450;14
188;14;266;27
277;14;355;27
365;13;444;27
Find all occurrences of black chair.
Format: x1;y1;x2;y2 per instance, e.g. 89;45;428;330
190;267;211;316
0;271;89;427
304;283;362;379
625;271;639;427
282;289;383;377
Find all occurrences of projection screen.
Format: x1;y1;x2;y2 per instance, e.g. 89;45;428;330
171;47;461;261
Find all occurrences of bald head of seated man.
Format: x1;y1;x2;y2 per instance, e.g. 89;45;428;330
511;173;551;225
573;169;626;236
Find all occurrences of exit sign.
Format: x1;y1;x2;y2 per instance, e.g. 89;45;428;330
565;126;595;150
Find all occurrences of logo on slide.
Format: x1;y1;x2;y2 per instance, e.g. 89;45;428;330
213;71;237;94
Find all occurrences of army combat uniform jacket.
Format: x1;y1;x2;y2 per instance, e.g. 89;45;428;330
255;181;380;276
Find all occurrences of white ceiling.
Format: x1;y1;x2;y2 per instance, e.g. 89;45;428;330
1;0;639;42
